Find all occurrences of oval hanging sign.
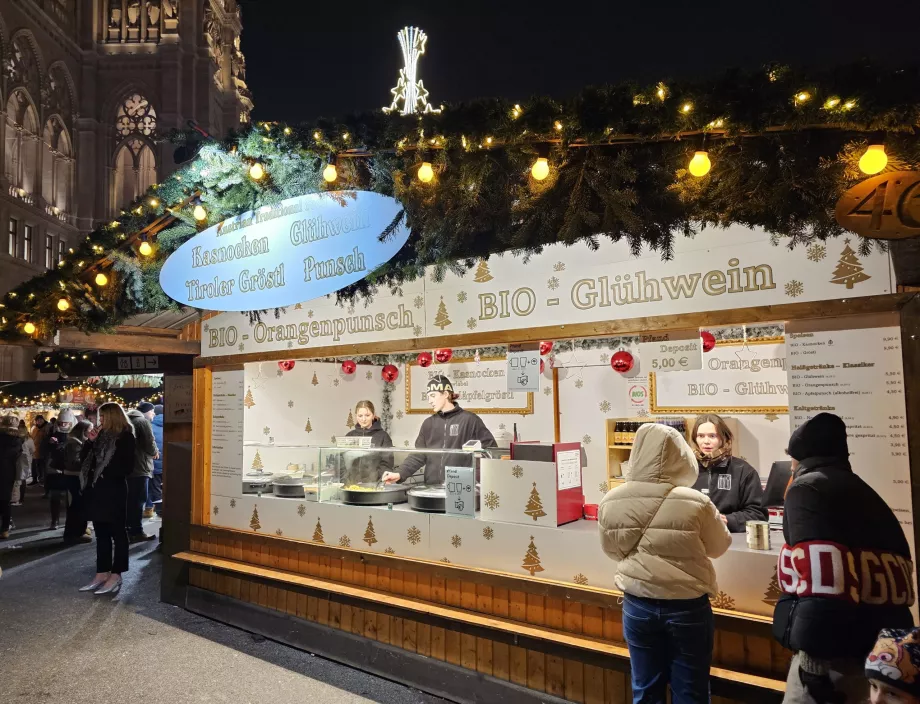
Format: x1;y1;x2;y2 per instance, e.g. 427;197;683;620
159;191;410;311
835;171;920;240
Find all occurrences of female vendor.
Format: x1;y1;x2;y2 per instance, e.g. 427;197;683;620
342;401;393;483
690;413;766;532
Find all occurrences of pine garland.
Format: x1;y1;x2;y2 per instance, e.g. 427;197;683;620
1;64;918;339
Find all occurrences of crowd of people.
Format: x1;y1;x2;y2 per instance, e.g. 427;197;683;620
599;412;918;704
0;401;162;596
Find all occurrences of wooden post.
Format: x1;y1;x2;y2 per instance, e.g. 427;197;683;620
191;366;212;526
899;294;920;576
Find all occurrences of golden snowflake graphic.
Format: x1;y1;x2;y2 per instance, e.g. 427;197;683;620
338;535;352;548
573;573;589;585
288;400;294;408
407;526;422;545
484;491;500;510
366;371;373;380
347;305;355;315
307;310;314;318
457;291;468;303
413;325;423;337
294;304;302;310
599;400;611;413
238;343;245;352
413;295;424;309
511;465;524;479
384;547;396;555
395;410;404;419
404;440;410;447
553;261;566;272
785;280;804;298
467;317;477;330
600;353;609;363
297;504;306;517
806;243;827;262
276;370;284;377
582;434;591;444
547;276;560;290
333;379;340;387
482;526;495;540
599;481;609;493
229;499;236;508
451;535;462;549
710;591;736;610
543;386;552;396
574;379;584;389
263;426;271;435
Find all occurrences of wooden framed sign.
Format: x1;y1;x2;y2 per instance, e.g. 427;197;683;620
835;171;920;240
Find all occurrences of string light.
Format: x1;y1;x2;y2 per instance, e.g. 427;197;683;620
656;82;668;101
858;144;888;175
794;91;811;105
554;121;563;132
138;241;153;257
95;273;108;287
824;96;840;109
531;157;550;181
681;102;693;114
843;99;857;111
249;162;265;180
688;151;712;177
323;161;338;183
23;322;35;335
417;162;434;183
193;205;208;222
149;198;159;208
57;298;70;311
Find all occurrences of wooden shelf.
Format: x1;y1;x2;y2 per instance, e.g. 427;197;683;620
607;444;633;449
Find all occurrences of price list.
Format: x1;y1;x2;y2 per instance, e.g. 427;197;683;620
786;323;912;537
211;370;245;496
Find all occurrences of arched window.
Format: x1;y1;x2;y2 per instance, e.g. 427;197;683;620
111;93;158;214
41;118;73;215
4;90;40;196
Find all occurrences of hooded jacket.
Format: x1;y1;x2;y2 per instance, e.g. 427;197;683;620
396;406;496;485
344;420;394;482
127;409;158;479
598;423;732;600
691;455;767;532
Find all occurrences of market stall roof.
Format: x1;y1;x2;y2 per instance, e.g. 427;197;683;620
0;381;161;408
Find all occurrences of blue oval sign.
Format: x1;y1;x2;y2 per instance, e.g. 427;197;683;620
159;191;410;311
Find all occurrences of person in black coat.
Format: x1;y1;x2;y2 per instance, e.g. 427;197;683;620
773;413;914;704
79;403;137;595
342;400;393;484
0;415;25;539
690;413;766;532
62;420;93;544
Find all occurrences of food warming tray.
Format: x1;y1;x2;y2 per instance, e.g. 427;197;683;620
407;485;480;513
340;482;409;506
242;472;275;494
272;475;307;498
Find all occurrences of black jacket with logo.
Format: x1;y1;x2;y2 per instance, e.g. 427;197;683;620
772;456;914;660
343;420;393;482
396;406;496;485
691;455;766;532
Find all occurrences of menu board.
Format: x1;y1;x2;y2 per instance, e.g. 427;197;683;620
786;316;912;546
211;370;244;497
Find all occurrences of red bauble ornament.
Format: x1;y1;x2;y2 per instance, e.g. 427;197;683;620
417;351;433;368
610;351;634;374
341;359;356;375
278;360;296;372
381;364;399;383
701;331;716;353
540;359;545;374
540;340;554;356
434;348;453;364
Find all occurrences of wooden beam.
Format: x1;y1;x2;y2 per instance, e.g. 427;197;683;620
57;328;201;354
195;292;911;368
114;325;184;338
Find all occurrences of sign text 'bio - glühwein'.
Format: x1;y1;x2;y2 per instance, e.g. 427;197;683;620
159;191;411;311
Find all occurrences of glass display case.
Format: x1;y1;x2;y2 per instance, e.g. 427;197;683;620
241;443;508;511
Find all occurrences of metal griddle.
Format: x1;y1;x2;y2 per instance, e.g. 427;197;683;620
340;482;409;506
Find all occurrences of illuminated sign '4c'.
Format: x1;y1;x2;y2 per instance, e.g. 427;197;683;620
159;191;411;311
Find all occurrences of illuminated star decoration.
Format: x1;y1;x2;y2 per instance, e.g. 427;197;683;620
734;324;759;365
250;362;269;389
562;342;587;386
382;26;442;115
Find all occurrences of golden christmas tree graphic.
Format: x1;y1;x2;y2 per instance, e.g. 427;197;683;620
434;297;452;330
251;450;264;472
346;410;355;429
311;372;319;386
304;418;313;433
249;506;261;532
830;240;871;289
522;536;545;576
474;259;493;283
243;387;255;408
363;516;378;547
524;482;547;521
762;566;782;606
312;518;324;543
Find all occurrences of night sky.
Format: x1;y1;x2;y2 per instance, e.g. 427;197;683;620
238;0;918;123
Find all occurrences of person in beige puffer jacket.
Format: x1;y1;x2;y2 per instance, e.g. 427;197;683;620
599;422;731;703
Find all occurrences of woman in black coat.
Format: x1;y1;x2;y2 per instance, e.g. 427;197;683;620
343;400;393;484
79;403;136;595
0;415;24;539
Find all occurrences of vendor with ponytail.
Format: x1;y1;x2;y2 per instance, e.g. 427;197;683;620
690;413;766;532
343;400;393;482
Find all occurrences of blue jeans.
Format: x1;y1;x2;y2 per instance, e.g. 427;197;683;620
622;593;713;704
126;476;149;536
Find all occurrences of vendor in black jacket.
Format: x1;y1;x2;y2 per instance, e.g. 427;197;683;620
382;375;495;486
773;412;914;703
342;400;393;483
690;413;766;532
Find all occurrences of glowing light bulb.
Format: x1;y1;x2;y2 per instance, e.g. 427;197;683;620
554;121;563;132
149;198;159;208
95;273;108;287
858;144;887;175
681;102;693;114
57;298;70;311
193;205;207;222
824;97;840;109
795;91;811;104
688;151;712;177
139;241;153;256
417;162;434;183
531;157;550;181
249;162;265;180
23;322;35;335
323;163;338;183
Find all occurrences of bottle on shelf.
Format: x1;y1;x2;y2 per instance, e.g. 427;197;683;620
612;420;621;445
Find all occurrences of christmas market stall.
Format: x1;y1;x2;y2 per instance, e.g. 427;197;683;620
2;47;920;703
